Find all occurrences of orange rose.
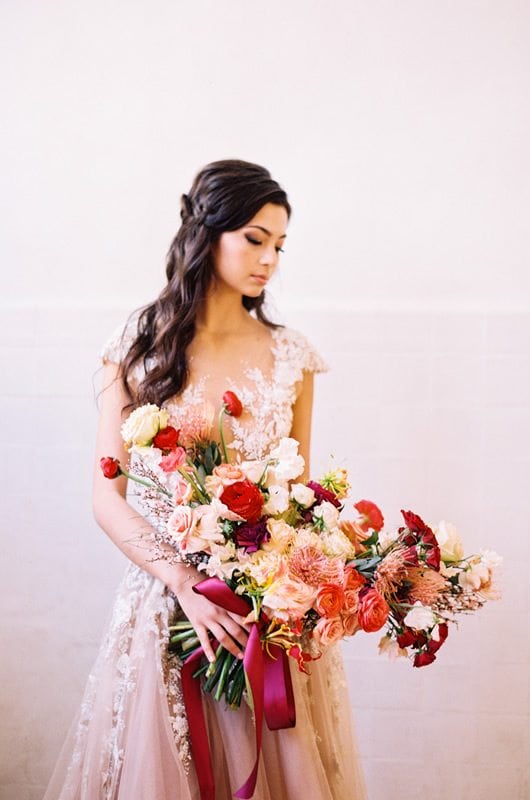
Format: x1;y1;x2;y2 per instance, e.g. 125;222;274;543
314;616;344;647
315;583;345;618
343;566;366;591
357;588;390;633
342;588;360;614
341;612;360;636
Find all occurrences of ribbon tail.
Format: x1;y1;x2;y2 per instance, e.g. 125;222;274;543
181;646;216;800
263;643;296;730
234;625;264;799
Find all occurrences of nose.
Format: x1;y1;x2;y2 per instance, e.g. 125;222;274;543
259;245;278;267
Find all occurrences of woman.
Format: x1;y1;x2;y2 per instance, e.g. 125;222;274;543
44;159;367;799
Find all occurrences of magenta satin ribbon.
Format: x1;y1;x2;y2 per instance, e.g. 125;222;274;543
180;577;296;800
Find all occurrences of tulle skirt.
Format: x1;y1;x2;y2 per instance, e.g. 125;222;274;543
44;563;367;800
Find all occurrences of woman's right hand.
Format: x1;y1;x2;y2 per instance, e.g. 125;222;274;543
171;566;251;663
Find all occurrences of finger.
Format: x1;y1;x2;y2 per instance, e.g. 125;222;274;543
195;624;216;663
226;611;253;633
220;616;249;649
208;622;245;660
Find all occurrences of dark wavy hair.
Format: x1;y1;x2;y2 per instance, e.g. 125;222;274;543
110;159;291;413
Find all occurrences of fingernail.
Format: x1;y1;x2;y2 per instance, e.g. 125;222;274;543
208;655;215;663
237;652;244;660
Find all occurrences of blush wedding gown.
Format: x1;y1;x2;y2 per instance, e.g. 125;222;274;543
43;311;367;800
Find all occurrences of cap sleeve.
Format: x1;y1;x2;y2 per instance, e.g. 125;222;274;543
99;309;141;366
273;326;330;399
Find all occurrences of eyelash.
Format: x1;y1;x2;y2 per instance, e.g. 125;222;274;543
246;235;285;253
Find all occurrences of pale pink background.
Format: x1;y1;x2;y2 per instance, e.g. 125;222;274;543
1;1;529;798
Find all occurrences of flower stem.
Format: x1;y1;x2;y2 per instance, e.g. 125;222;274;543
120;467;172;497
218;407;229;463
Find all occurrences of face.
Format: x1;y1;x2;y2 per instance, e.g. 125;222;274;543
211;203;288;297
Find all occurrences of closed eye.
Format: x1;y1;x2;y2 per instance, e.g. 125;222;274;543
245;234;285;253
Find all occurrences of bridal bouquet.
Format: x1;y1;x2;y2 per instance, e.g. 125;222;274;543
100;392;501;800
100;392;502;687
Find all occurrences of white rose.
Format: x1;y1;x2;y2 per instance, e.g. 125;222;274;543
403;601;436;630
378;528;399;550
290;483;316;508
263;485;290;515
313;501;340;530
433;520;464;562
121;403;169;448
479;549;503;570
239;459;268;484
320;529;355;559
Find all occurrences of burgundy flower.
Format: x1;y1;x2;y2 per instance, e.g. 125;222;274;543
413;651;437;668
100;456;121;479
307;481;341;509
396;628;416;648
234;520;269;553
426;623;449;655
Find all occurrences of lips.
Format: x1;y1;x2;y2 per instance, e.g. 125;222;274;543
250;274;268;284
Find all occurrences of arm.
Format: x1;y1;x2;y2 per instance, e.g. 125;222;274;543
92;361;249;661
289;370;315;483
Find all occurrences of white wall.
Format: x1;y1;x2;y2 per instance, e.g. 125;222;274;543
1;2;529;799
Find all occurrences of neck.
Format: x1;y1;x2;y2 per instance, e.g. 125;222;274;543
195;284;251;336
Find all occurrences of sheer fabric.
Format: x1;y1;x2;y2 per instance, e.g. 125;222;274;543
44;311;367;800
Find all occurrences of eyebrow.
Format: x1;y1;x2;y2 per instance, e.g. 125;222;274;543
246;225;287;239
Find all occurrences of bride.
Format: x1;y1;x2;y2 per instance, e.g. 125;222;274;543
44;159;367;799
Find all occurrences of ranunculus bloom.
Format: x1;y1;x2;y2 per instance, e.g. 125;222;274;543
100;456;121;479
413;651;437;668
343;566;367;591
354;499;384;532
315;583;345;618
357;588;390;633
313;616;344;647
220;479;264;523
160;446;187;473
152;425;180;450
222;390;243;417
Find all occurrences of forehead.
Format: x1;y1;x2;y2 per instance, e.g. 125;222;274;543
245;203;288;236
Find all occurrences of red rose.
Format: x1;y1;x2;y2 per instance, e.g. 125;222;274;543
222;391;243;418
220;479;263;523
354;499;384;532
153;425;180;450
413;651;437;668
100;456;121;479
357;588;390;633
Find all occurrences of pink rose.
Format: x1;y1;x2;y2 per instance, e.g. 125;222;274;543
167;506;195;550
313;616;344;647
172;477;193;505
160;446;187;473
